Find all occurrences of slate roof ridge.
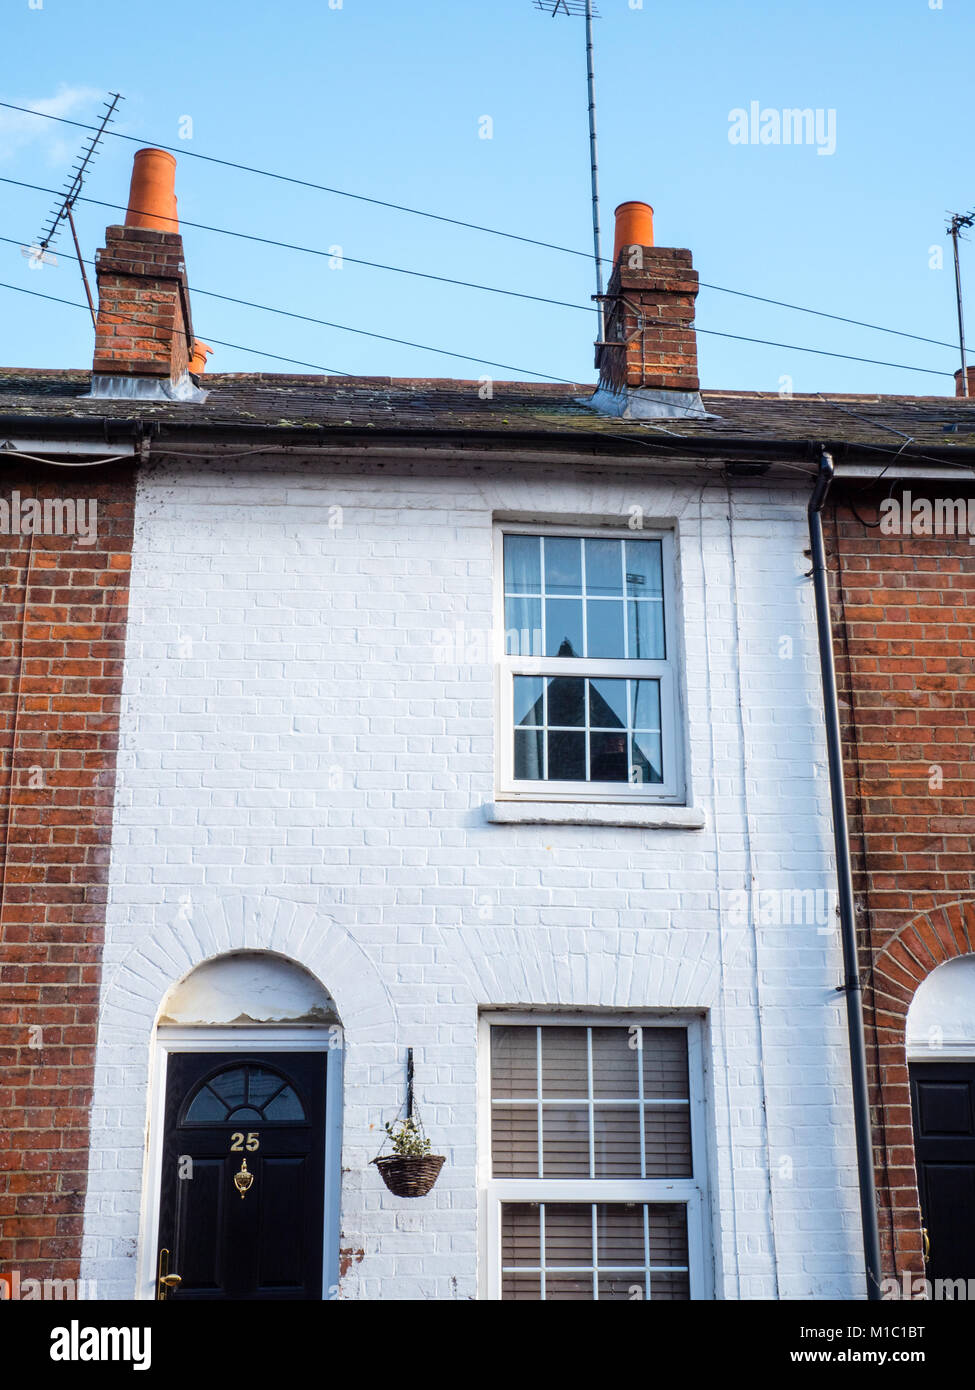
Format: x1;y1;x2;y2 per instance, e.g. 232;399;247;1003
0;366;965;407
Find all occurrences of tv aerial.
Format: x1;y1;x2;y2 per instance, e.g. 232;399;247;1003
24;92;124;326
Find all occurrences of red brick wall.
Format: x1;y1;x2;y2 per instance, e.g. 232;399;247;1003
0;467;134;1284
596;247;700;393
93;226;192;379
826;482;975;1280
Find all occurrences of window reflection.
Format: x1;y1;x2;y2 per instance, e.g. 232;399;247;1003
183;1066;307;1124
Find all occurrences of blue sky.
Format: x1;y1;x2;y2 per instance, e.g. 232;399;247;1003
1;0;972;395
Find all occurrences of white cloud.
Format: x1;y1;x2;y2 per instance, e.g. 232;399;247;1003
0;85;106;166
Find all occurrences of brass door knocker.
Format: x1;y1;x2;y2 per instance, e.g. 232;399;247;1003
233;1156;254;1199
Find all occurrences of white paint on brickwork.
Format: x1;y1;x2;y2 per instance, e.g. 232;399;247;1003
907;954;975;1055
80;456;864;1300
158;950;340;1026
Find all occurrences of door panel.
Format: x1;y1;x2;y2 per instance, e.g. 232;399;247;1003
258;1156;307;1291
157;1051;326;1301
175;1156;224;1291
910;1061;975;1283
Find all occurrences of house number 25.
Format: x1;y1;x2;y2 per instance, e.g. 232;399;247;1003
229;1132;260;1152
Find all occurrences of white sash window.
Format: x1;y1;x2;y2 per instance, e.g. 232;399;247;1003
480;1015;710;1300
496;527;684;802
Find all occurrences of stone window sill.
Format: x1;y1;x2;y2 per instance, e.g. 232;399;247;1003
484;801;706;830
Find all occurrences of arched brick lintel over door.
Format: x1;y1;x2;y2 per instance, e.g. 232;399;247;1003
866;898;975;1280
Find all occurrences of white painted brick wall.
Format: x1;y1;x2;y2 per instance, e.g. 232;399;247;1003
80;456;863;1300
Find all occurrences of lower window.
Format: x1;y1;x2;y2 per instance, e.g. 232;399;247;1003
501;1201;689;1301
482;1015;709;1301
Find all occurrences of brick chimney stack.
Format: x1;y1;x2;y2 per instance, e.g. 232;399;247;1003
91;149;210;395
591;202;703;418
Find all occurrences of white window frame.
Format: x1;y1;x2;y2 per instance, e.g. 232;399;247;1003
493;523;685;803
478;1011;711;1301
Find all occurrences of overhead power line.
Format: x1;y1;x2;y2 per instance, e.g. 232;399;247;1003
0;256;956;386
0;281;349;376
0;100;596;262
0;284;971;479
0;185;957;379
695;282;957;354
0;232;956;378
0;100;962;356
696;329;952;379
0;176;597;315
0;278;573;382
2;229;581;377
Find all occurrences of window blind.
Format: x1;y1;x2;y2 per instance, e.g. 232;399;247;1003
500;1201;690;1301
491;1024;692;1180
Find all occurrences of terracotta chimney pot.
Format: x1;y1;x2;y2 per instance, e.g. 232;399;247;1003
189;341;213;375
954;367;975;398
125;148;179;234
613;201;654;263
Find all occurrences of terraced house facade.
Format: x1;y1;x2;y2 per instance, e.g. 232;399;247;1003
1;149;973;1301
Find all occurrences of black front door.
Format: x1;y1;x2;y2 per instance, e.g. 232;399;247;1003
910;1061;975;1283
157;1051;326;1300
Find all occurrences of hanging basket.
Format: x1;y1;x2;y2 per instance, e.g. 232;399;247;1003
371;1153;445;1199
373;1049;445;1196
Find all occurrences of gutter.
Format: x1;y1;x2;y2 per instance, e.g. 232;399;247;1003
808;448;883;1301
3;413;975;470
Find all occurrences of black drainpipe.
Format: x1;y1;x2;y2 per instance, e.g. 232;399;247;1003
808;449;883;1301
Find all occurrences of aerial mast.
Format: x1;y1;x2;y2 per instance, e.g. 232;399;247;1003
947;211;974;397
28;92;124;327
533;0;604;333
